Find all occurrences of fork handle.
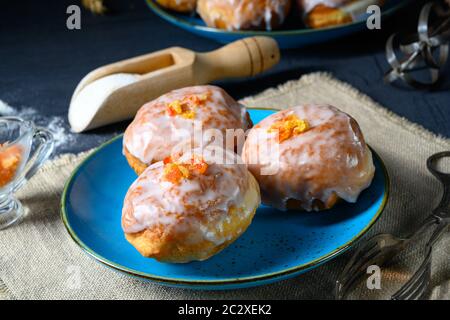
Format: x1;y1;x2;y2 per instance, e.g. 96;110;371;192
427;151;450;216
434;182;450;218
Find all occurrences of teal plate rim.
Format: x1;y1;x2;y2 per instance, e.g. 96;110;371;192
60;124;390;288
145;0;409;37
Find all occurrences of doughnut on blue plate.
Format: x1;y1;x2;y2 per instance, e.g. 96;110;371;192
145;0;408;49
61;108;389;290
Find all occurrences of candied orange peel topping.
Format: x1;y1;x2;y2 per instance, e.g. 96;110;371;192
166;93;209;119
162;155;209;184
0;143;23;188
189;154;208;175
163;163;190;184
268;114;310;142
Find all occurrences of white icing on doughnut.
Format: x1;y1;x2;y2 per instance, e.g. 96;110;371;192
242;105;375;211
123;85;251;165
199;0;291;31
122;148;260;245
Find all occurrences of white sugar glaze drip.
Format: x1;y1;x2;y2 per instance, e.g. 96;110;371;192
122;149;257;244
299;0;349;14
242;104;375;211
123;85;251;165
204;0;290;31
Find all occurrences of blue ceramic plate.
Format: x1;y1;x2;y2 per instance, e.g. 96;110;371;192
61;109;389;290
145;0;408;49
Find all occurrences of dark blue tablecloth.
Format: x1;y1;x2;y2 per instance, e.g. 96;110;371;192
1;0;448;155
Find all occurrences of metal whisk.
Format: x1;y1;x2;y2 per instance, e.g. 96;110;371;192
384;2;450;89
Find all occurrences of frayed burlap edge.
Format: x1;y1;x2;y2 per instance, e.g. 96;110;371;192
0;279;14;300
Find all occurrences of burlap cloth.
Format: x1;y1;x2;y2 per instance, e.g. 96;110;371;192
1;73;449;300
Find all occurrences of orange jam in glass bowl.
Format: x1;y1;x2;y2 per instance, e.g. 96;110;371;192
0;143;23;188
0;117;53;230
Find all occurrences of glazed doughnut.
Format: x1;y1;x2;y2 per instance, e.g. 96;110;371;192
242;105;375;211
123;85;252;175
122;147;261;263
156;0;197;12
299;0;383;29
300;0;351;28
197;0;292;31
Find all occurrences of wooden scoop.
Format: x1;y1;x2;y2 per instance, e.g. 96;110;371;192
69;36;280;132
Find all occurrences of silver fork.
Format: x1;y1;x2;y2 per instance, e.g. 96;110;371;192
336;151;450;300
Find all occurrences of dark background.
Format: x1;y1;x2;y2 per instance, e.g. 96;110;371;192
0;0;448;156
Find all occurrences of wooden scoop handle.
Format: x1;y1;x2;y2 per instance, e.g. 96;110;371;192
196;36;280;82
